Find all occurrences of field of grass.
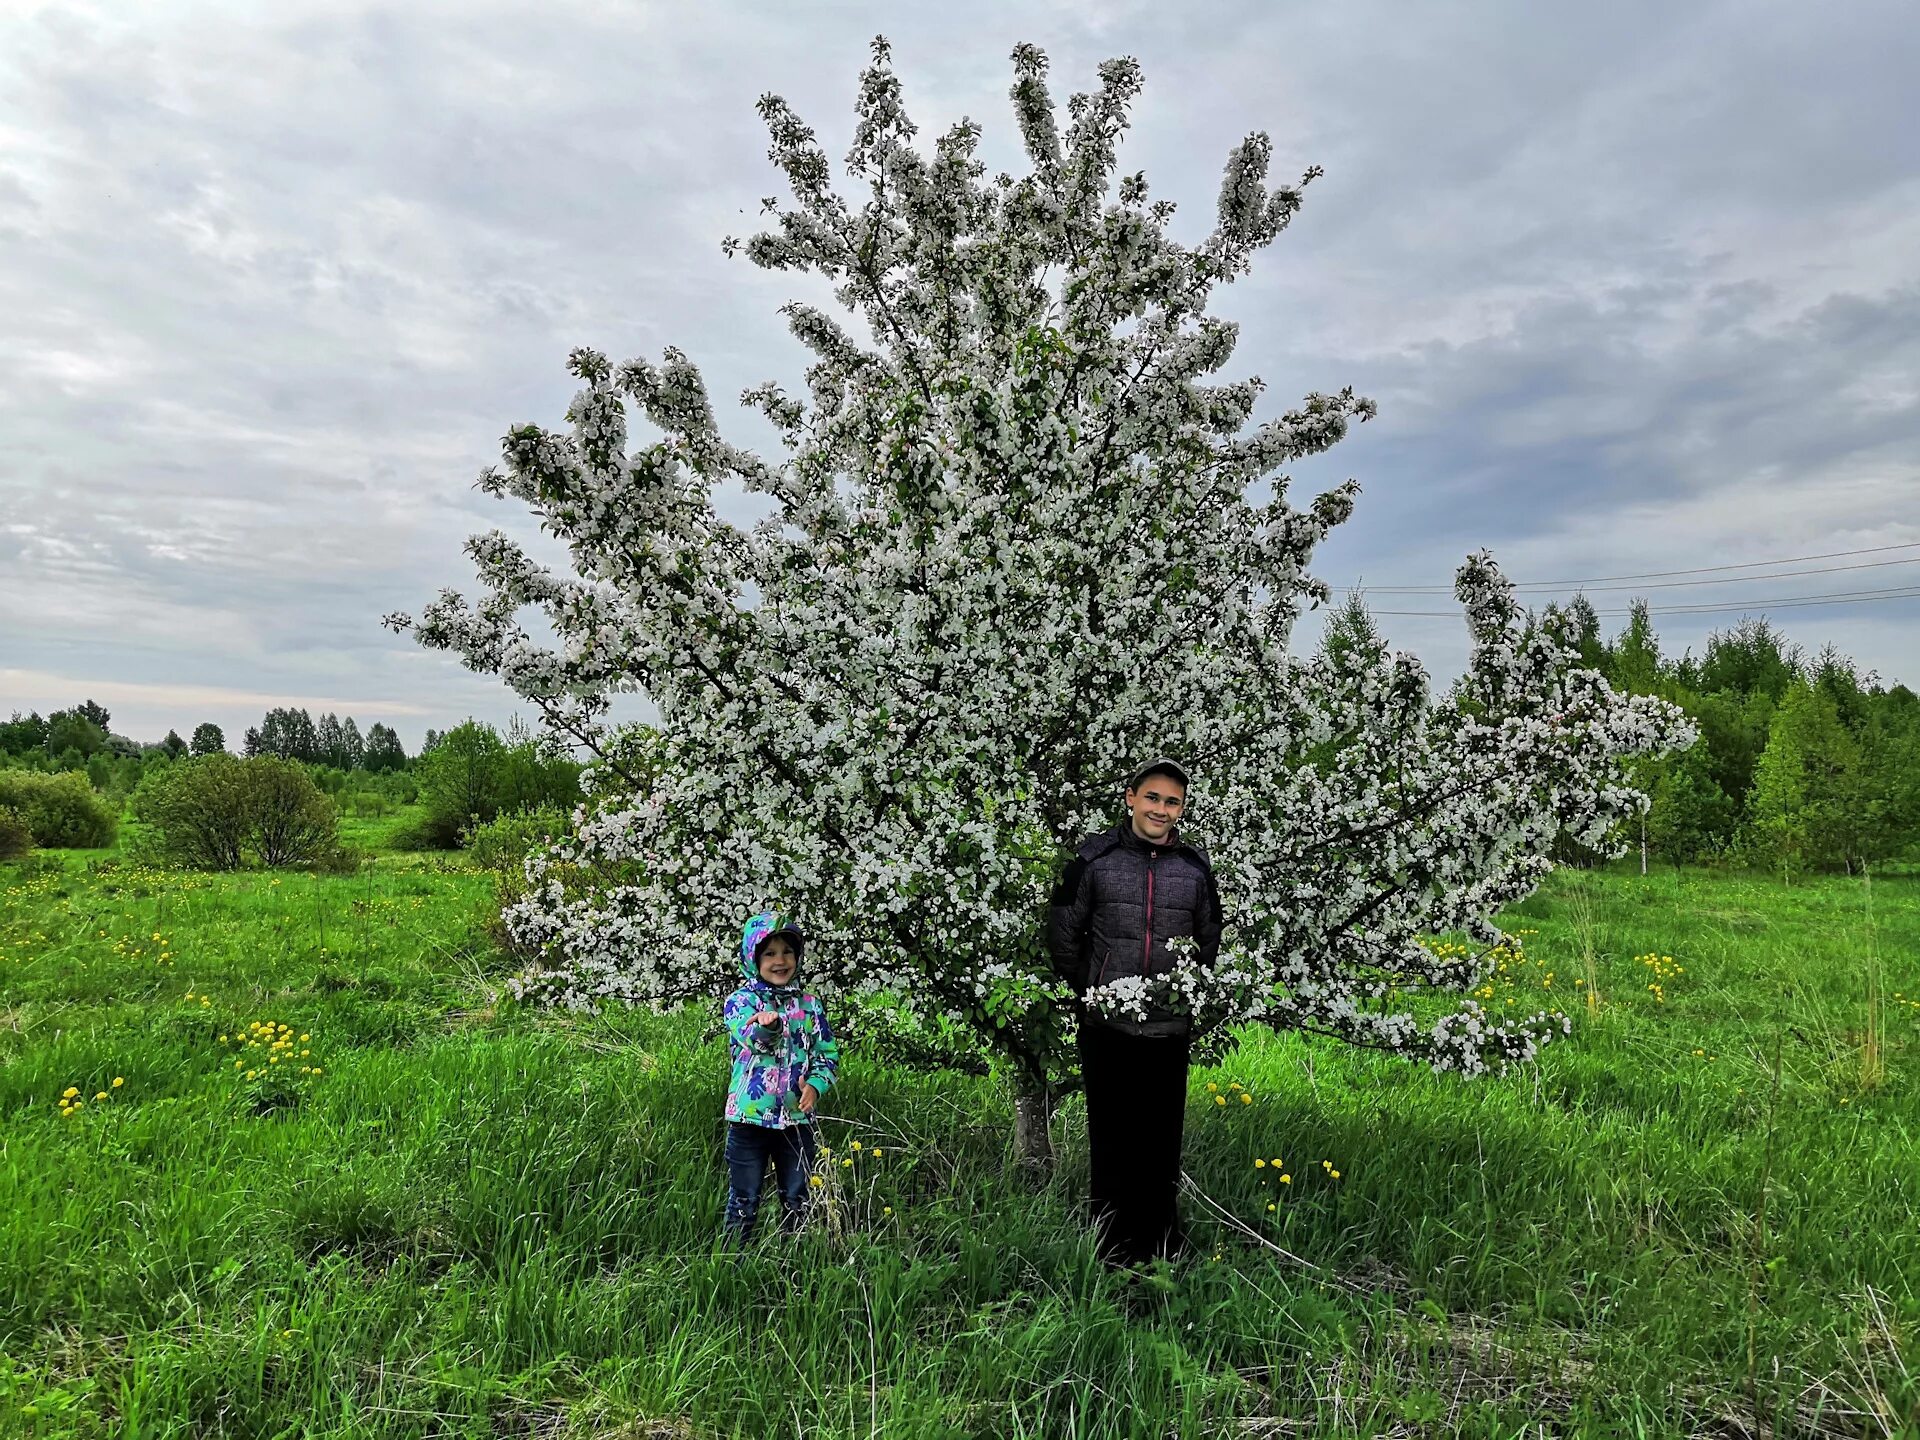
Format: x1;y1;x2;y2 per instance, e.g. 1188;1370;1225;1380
2;816;1915;1438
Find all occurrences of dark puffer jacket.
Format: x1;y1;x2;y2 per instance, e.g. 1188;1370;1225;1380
1047;821;1224;1037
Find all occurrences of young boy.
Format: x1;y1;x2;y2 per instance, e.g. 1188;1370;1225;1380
721;910;840;1238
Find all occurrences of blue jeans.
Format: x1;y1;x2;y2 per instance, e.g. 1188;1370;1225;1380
723;1121;818;1238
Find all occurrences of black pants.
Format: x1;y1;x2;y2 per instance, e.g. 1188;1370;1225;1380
1078;1018;1192;1263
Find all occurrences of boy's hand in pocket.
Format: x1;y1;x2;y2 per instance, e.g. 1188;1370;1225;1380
798;1083;821;1114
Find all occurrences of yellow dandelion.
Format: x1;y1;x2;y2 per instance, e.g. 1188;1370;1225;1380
1280;1174;1291;1184
1206;1082;1218;1093
1254;1158;1266;1168
1266;1203;1276;1212
1240;1092;1252;1104
809;1175;823;1187
882;1206;893;1216
111;1077;123;1088
94;1091;108;1101
851;1141;862;1151
62;1086;79;1099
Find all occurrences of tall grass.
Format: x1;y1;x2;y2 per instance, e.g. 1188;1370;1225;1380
1;834;1915;1437
1860;868;1886;1093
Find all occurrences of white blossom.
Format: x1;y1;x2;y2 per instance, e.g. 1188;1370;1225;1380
389;41;1692;1094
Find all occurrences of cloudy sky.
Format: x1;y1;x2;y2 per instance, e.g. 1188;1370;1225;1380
3;0;1917;752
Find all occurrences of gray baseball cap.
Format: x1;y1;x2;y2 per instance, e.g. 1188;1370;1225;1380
1125;756;1191;791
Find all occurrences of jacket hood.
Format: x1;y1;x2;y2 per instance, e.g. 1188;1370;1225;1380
739;910;806;985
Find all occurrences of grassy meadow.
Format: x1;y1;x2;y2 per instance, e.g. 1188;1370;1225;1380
1;813;1915;1438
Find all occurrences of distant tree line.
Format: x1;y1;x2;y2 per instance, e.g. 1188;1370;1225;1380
240;708;409;773
0;702;416;779
0;698;581;863
1535;600;1915;875
1314;595;1918;877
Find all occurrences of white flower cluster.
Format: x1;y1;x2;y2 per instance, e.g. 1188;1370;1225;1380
389;40;1692;1090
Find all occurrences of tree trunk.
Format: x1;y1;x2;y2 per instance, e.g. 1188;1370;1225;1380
1012;1080;1059;1177
1640;819;1647;876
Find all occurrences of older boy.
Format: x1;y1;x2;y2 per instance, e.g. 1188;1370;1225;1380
1047;757;1223;1265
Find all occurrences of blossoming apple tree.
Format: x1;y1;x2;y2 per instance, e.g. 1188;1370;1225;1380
388;39;1691;1165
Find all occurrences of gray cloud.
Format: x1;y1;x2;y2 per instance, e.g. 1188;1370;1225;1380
2;0;1916;750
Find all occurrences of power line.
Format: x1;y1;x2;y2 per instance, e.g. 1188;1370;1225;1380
1369;583;1920;618
1344;537;1920;595
1349;553;1920;595
1522;539;1920;583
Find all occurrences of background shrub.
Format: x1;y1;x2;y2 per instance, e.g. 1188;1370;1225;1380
463;803;580;958
247;758;341;867
463;804;570;873
0;769;118;848
0;805;34;861
134;755;339;869
386;808;465;851
134;753;253;868
410;720;581;850
306;840;366;875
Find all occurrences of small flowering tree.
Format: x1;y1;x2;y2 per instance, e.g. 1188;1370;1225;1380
389;40;1691;1167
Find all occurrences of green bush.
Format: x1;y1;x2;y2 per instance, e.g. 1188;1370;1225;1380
0;805;33;861
414;720;581;850
247;758;341;866
0;769;118;848
134;755;339;869
386;809;465;851
133;753;252;868
464;804;571;873
340;788;392;819
306;841;366;875
463;803;577;959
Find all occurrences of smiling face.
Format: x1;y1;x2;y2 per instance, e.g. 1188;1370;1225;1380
1125;773;1187;844
756;934;799;985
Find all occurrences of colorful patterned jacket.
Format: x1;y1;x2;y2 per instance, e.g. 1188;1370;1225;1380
723;911;841;1129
